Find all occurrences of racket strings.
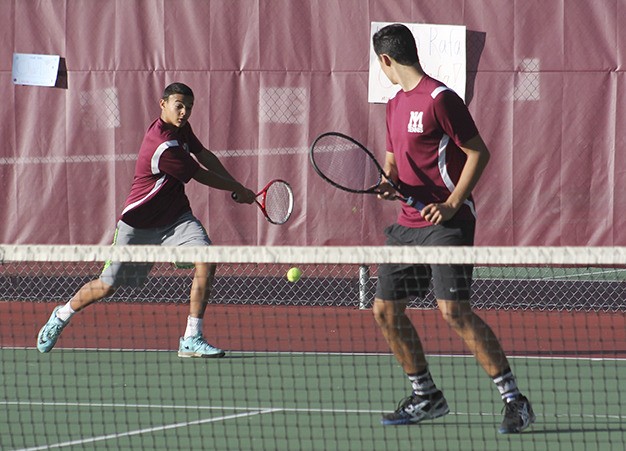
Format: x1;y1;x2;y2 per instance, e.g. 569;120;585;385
264;182;294;224
312;136;381;192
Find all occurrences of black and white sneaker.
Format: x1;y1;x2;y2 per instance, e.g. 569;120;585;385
498;395;536;433
381;391;450;425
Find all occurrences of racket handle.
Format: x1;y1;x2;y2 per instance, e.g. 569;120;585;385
405;197;425;211
231;192;238;200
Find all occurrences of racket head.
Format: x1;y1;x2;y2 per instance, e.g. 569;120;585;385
309;132;386;194
257;179;294;225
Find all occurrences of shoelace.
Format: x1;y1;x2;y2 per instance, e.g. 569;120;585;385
395;394;421;412
41;323;62;341
193;336;214;350
502;399;522;417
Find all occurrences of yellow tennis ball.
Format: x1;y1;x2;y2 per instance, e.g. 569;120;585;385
287;267;302;282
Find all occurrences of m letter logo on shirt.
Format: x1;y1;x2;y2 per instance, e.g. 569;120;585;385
408;111;424;133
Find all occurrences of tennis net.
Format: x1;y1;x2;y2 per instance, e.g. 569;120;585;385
1;245;625;450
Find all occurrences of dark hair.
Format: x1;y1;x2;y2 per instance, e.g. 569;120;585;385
162;82;194;100
372;23;419;66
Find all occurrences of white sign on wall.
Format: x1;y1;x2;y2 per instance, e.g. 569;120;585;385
368;22;467;103
12;53;60;87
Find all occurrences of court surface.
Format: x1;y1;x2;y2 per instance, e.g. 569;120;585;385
2;349;624;451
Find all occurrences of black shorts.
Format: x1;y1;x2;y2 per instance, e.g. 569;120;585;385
375;220;475;301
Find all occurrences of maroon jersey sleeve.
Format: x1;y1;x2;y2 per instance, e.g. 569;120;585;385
432;90;479;147
157;146;200;183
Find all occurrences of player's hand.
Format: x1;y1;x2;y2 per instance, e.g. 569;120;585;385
376;182;398;201
421;203;458;225
232;186;256;204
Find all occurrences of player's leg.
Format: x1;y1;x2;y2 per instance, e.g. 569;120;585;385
428;219;534;433
437;299;508;374
373;225;431;373
178;261;225;358
433;268;535;433
36;279;116;353
374;296;450;426
373;297;426;373
37;221;153;353
36;273;118;354
373;227;450;424
374;224;450;425
163;212;225;358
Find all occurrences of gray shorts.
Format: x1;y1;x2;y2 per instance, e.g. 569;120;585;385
100;211;211;287
375;220;475;301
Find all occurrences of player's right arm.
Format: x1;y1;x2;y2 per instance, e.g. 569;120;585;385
378;151;399;200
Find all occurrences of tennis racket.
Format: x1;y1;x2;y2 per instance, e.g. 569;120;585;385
309;131;425;211
232;179;294;225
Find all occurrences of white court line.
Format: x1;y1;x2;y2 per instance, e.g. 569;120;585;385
7;401;626;450
5;347;626;362
5;400;625;421
16;408;280;451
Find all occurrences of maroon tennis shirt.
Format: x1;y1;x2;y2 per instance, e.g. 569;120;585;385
385;75;480;228
120;118;202;228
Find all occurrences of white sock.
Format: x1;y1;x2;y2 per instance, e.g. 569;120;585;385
184;316;202;339
493;369;521;402
408;368;439;396
55;301;76;322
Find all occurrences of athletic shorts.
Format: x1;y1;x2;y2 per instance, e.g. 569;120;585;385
375;220;475;302
100;211;211;287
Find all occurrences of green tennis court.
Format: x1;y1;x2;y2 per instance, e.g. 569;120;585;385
2;349;624;450
2;247;626;449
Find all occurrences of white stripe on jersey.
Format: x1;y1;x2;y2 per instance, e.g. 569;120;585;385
122;140;177;216
121;174;167;216
151;140;178;175
430;86;450;99
435;112;477;219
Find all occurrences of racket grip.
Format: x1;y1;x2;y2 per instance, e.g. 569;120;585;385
231;192;238;200
405;197;425;211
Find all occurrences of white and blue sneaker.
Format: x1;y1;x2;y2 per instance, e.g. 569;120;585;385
37;306;68;353
381;391;450;425
178;334;225;358
498;395;536;433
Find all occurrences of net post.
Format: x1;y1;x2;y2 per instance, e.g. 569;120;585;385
359;264;371;309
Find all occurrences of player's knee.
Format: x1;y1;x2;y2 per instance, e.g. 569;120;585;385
439;302;473;329
372;299;401;328
102;283;116;298
194;262;216;278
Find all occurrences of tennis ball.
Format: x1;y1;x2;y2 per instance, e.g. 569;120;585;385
287;267;302;282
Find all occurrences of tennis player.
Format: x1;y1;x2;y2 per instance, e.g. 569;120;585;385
371;24;535;433
37;82;256;358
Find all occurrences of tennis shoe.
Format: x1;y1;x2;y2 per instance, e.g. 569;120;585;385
381;391;449;425
37;306;68;353
498;395;536;434
178;334;225;358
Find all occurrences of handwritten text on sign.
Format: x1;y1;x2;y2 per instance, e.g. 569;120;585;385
368;22;466;103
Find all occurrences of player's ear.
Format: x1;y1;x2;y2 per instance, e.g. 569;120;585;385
380;54;393;67
159;98;166;110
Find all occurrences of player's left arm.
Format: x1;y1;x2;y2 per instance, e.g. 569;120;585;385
195;148;237;182
422;134;490;224
447;134;490;210
422;91;490;224
194;148;256;203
